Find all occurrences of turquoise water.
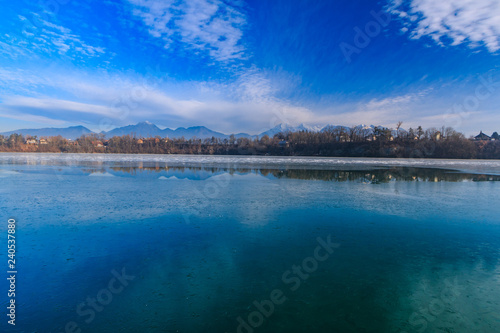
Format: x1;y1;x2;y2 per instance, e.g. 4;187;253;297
1;154;500;333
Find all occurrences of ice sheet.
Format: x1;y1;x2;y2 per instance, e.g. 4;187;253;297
1;153;500;174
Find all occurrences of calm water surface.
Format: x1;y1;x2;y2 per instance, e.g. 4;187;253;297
1;153;500;333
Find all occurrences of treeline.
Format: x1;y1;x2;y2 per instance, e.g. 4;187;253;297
1;126;500;159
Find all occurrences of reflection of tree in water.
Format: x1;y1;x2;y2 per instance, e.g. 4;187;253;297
267;167;500;183
85;165;500;183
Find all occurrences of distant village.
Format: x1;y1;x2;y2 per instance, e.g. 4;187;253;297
1;127;500;159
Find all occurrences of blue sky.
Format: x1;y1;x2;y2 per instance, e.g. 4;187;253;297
1;0;500;135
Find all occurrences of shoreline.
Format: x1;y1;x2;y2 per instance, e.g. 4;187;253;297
1;150;500;160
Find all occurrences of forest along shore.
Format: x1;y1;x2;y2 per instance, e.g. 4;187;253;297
1;126;499;159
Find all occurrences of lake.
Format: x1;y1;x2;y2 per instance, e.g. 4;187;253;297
1;153;500;333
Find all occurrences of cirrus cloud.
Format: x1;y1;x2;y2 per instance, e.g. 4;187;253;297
128;0;247;62
388;0;500;52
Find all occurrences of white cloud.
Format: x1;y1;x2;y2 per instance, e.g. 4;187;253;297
315;91;432;128
128;0;247;62
0;96;118;117
38;19;106;57
0;67;314;134
0;110;67;126
2;66;499;136
388;0;500;52
3;14;106;59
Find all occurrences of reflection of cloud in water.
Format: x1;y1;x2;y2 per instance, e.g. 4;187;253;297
214;173;275;226
2;160;500;228
0;169;19;177
124;240;243;331
392;260;500;332
88;172;115;177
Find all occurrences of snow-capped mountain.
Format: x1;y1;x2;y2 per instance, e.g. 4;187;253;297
321;125;350;132
355;124;376;134
259;123;323;137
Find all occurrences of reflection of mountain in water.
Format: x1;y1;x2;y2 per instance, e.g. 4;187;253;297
84;165;500;183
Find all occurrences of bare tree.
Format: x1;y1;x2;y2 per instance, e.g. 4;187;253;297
349;126;364;142
396;121;403;138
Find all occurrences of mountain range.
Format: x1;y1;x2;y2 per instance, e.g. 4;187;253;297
0;122;395;140
0;125;93;140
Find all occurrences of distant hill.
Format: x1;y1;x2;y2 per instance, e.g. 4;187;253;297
0;125;92;140
102;123;231;139
233;132;254;139
103;121;164;138
162;126;228;139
